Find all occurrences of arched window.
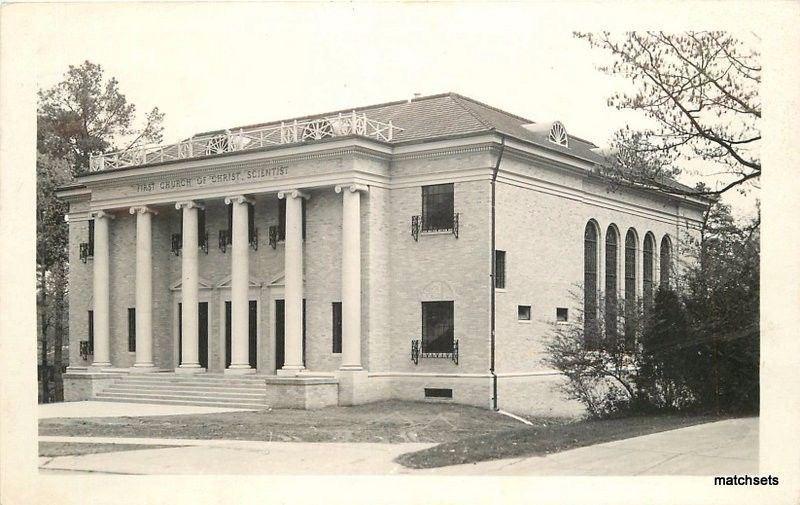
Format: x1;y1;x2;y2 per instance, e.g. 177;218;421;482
643;233;655;310
624;229;637;346
660;235;672;289
584;221;599;346
605;226;619;341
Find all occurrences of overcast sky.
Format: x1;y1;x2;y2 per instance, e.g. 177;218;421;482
32;2;762;218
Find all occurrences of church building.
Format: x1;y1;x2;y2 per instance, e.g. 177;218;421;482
56;93;708;416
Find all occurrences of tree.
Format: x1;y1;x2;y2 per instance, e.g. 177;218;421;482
37;61;165;401
576;32;760;198
38;60;164;174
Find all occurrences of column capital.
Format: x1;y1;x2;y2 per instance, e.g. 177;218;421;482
175;200;205;210
223;195;254;206
90;210;115;220
277;189;310;200
335;184;369;194
128;205;158;216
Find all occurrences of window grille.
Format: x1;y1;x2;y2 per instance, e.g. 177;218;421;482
624;229;638;347
643;234;655;311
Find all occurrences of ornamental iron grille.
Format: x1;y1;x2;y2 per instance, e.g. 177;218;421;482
200;231;209;254
218;230;231;253
88;111;403;171
268;225;279;249
411;215;420;241
79;340;92;360
250;228;259;251
79;242;91;263
171;233;182;256
548;121;569;147
410;339;458;365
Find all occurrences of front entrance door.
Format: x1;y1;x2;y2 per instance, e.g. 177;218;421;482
178;302;208;368
274;299;306;370
225;300;258;369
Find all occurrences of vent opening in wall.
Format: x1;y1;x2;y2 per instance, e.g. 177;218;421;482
424;388;453;399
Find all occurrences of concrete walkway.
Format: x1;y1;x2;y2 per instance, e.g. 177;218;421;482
39;401;254;419
415;417;759;476
38;417;758;476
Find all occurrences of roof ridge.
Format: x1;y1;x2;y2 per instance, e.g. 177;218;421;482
447;92;536;125
448;94;495;130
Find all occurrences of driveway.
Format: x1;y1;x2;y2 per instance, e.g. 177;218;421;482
38;417;758;475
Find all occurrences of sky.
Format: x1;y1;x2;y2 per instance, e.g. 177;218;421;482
30;2;761;219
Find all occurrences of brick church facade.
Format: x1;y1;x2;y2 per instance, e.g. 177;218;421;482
56;93;707;416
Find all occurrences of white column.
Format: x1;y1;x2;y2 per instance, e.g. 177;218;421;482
130;206;157;371
336;184;368;370
278;189;309;373
225;195;255;373
90;210;114;369
176;201;203;373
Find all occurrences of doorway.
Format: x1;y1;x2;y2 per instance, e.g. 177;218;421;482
224;300;258;369
177;302;209;368
274;299;306;370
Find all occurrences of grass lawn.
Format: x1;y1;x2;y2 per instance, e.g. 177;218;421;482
39;400;529;443
395;414;728;469
39;442;177;457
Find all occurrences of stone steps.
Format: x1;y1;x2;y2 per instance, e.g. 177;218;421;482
93;374;270;409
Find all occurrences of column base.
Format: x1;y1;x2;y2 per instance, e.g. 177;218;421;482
224;365;256;375
130;364;159;374
89;362;112;370
276;366;306;377
175;365;206;375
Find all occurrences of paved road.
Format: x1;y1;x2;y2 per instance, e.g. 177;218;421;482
38;417;757;476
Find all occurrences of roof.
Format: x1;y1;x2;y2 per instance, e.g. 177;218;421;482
196;92;697;194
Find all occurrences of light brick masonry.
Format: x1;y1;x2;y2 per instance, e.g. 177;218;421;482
57;93;708;417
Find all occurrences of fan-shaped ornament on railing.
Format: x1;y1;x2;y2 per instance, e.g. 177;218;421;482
205;134;231;155
548;121;569;147
302;119;334;140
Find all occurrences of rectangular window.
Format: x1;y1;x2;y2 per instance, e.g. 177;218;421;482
127;308;136;352
198;207;206;247
87;310;94;354
495;250;506;289
277;199;306;241
421;301;454;353
421;184;454;232
332;302;342;353
557;307;569;322
247;202;256;244
518;305;531;321
227;203;233;232
88;219;95;256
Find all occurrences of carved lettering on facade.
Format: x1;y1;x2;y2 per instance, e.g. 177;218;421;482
134;165;289;193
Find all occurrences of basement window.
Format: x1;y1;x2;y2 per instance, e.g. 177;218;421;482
557;307;569;323
424;388;453;399
518;305;531;321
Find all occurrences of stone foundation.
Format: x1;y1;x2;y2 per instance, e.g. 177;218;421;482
262;376;339;409
62;369;124;401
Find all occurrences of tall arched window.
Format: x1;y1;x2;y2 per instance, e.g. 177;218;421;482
584;221;599;346
624;229;637;346
660;235;672;289
605;226;619;341
643;233;655;311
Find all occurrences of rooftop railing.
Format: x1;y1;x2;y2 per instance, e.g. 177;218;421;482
88;111;402;172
